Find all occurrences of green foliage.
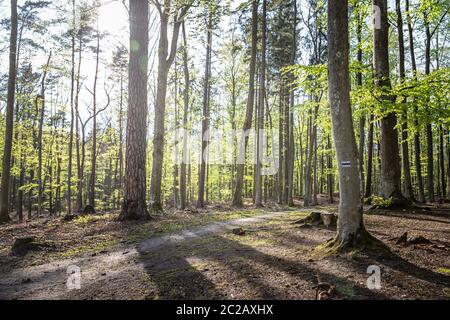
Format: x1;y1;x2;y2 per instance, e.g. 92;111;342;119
366;195;393;208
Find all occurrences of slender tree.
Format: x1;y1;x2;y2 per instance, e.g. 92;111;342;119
0;0;18;223
197;11;213;209
255;0;267;207
180;22;189;210
406;0;425;203
232;0;258;207
396;0;414;201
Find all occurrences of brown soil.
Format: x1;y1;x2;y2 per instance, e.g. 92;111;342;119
0;202;449;300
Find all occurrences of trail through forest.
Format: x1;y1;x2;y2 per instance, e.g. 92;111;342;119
0;205;449;300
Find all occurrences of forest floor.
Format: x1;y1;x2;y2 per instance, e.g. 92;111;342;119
0;199;449;300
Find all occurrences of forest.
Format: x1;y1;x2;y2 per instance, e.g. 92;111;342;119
0;0;449;302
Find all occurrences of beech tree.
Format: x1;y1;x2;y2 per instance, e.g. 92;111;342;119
374;0;407;206
149;0;193;213
325;0;374;249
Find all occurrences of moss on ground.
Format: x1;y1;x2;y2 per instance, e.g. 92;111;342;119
436;267;450;275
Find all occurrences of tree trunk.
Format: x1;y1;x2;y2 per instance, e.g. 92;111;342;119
425;17;434;203
37;52;52;216
374;0;407;206
396;0;414;201
66;0;76;216
180;22;189;210
119;0;150;220
255;0;267;207
327;0;370;247
406;0;425;202
89;26;100;209
439;125;446;198
197;13;213;209
149;3;188;213
327;135;334;203
356;10;365;195
75;36;83;212
0;0;18;223
232;0;257;207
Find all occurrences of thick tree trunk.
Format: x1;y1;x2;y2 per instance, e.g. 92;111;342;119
374;0;407;206
232;0;257;207
0;0;18;223
119;0;150;220
327;0;369;247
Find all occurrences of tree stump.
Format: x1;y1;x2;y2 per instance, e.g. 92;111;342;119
294;211;337;228
11;237;52;256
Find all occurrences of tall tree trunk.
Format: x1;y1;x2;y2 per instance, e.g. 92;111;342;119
197;13;213;209
75;36;83;212
374;0;407;206
327;0;372;248
173;57;179;208
255;0;267;207
278;83;285;204
406;0;425;203
424;17;434;203
232;0;258;207
0;0;18;223
119;0;150;220
356;9;365;195
66;0;76;216
89;26;100;209
149;3;189;213
37;52;52;216
180;22;189;210
396;0;414;201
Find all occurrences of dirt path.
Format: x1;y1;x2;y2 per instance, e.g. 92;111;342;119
0;211;289;300
1;207;449;300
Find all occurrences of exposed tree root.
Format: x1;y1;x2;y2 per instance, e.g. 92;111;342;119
313;227;389;258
